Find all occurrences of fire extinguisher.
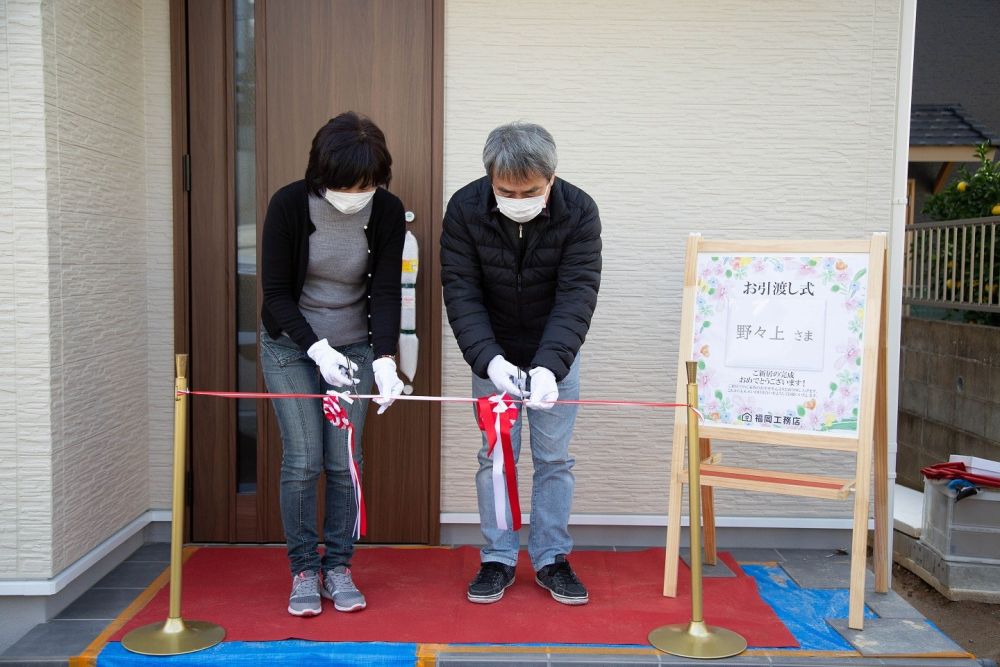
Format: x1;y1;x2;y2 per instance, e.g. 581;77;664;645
399;228;419;392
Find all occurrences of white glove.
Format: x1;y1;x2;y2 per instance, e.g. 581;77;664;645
372;357;404;414
487;355;526;397
306;339;359;388
525;366;558;410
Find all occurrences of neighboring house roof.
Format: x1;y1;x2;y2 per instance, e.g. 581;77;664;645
910;105;998;162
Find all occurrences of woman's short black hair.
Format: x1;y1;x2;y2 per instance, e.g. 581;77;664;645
305;111;392;196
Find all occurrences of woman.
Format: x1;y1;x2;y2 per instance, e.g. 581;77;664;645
260;111;406;616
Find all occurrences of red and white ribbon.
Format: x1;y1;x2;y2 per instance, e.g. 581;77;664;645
475;393;521;531
322;391;366;540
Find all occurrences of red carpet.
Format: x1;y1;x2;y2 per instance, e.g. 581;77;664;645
112;546;796;647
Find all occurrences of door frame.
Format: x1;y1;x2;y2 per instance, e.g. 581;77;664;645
169;0;444;543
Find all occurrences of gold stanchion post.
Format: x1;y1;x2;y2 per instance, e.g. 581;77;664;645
649;361;747;659
122;354;225;655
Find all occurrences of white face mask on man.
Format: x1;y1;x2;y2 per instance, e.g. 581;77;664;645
324;187;376;214
494;181;551;223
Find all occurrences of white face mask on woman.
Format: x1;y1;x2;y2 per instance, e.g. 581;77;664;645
494;182;551;224
324;188;376;214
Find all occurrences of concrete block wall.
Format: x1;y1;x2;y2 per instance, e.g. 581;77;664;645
441;0;905;519
897;317;1000;490
0;0;172;579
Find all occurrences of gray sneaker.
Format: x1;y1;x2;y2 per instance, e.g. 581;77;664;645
322;565;367;612
288;570;322;616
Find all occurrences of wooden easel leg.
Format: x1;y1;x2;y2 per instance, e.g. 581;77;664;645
848;443;874;630
700;438;717;565
873;258;890;593
663;471;683;597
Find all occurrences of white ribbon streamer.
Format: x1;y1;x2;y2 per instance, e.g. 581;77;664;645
491;395;508;530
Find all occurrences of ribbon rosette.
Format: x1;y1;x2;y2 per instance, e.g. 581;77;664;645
322;391;366;539
475;393;522;531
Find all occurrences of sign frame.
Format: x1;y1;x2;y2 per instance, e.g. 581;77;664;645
662;233;890;631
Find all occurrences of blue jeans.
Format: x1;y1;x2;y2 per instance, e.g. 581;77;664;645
259;330;374;575
472;355;581;571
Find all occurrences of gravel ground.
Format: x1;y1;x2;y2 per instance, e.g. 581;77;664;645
891;562;1000;663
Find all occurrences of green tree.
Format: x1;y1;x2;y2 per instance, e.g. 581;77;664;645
923;143;1000;221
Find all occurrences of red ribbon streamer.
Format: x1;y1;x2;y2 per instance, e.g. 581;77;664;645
476;395;522;531
322;394;367;538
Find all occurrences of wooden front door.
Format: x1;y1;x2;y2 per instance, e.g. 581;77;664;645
178;0;442;544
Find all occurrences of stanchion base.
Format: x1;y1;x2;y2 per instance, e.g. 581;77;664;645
649;620;747;659
122;617;225;656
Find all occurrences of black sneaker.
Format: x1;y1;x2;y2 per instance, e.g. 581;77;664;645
467;561;516;604
535;555;589;605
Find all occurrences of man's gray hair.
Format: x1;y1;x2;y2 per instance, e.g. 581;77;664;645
482;122;557;182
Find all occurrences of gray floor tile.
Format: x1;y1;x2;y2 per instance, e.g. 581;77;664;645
827;618;965;657
780;558;874;590
549;654;662;665
435;655;548;666
777;548;851;562
125;542;171;562
728;548;784;563
54;587;143;620
679;551;736;577
0;620;106;659
93;561;166;589
0;659;69;666
657;656;768;665
865;589;926;619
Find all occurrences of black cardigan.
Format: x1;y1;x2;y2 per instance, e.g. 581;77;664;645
260;180;406;357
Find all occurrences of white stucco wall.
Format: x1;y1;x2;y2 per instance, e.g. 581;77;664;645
0;0;172;579
441;0;903;521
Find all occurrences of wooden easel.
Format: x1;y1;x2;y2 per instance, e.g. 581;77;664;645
662;234;890;631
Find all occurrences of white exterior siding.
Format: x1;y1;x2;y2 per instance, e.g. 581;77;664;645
142;0;174;510
0;0;172;578
1;0;56;579
441;0;903;520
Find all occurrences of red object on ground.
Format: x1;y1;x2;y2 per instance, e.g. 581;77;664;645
112;546;797;647
921;461;1000;489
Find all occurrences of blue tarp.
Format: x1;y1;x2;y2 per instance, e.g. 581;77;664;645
742;564;877;651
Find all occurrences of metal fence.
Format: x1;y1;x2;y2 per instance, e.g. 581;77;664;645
904;216;1000;314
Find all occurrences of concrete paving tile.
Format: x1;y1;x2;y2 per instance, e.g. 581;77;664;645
549;653;662;665
827;618;965;657
92;561;167;589
0;620;106;659
864;590;926;619
680;551;736;577
435;654;548;666
125;542;171;562
728;548;784;563
54;587;143;620
657;655;769;665
776;548;851;562
780;558;875;590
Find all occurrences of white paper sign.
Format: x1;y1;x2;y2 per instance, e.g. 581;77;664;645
692;253;870;437
724;298;827;371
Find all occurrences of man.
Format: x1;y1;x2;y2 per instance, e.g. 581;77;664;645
440;122;602;605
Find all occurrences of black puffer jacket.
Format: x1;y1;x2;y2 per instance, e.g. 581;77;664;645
441;176;602;381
